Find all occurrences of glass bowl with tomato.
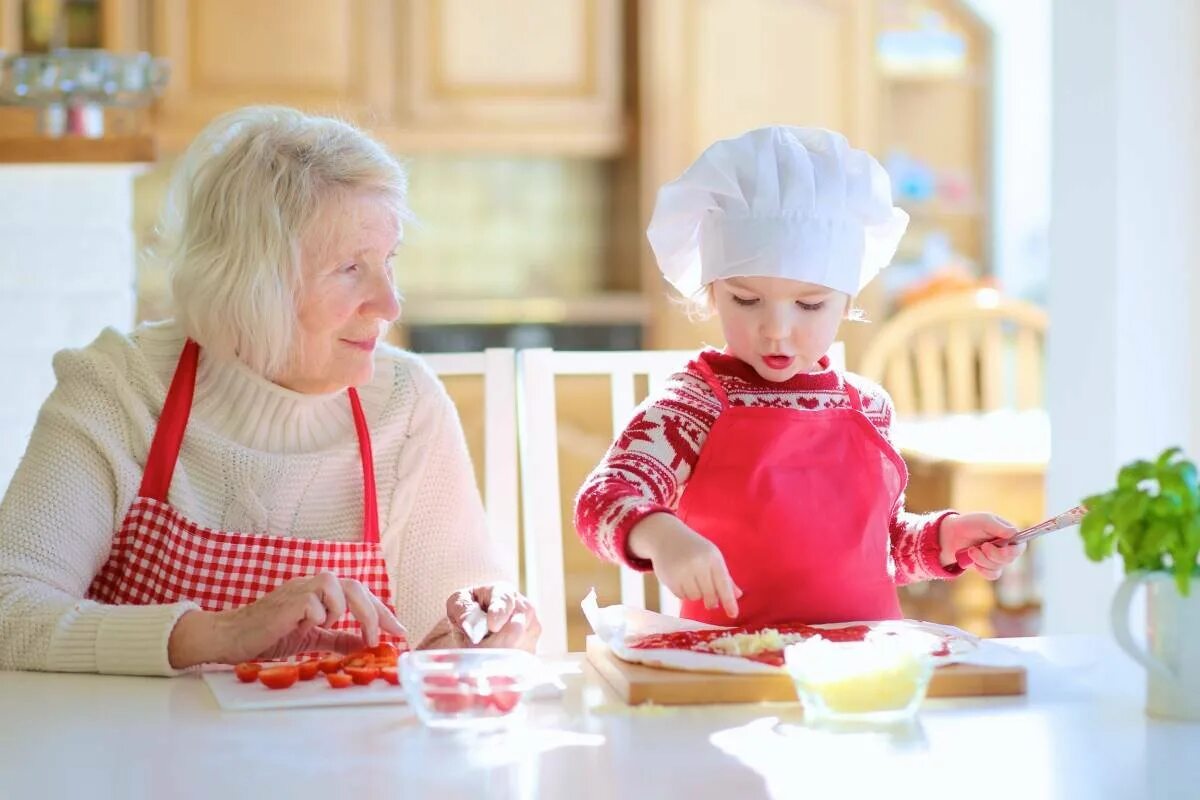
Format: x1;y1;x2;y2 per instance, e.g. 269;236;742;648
399;648;542;730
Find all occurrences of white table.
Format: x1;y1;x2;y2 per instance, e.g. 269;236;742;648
890;410;1051;467
1;637;1196;800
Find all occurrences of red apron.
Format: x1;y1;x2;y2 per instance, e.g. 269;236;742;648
87;339;401;645
676;357;908;626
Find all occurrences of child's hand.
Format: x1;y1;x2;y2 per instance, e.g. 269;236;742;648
938;513;1026;580
627;513;742;618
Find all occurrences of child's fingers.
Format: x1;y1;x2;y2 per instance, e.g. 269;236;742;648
967;545;1005;572
711;564;740;619
678;576;703;603
985;540;1026;565
982;514;1019;539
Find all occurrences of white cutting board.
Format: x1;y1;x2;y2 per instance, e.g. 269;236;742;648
201;667;410;712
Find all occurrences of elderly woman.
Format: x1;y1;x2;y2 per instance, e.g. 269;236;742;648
0;106;539;675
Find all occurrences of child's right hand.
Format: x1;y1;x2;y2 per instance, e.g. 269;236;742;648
627;513;742;619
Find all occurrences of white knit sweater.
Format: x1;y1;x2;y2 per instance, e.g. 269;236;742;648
0;320;508;676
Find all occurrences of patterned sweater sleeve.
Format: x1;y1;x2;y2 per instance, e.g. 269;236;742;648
573;366;721;571
863;382;963;584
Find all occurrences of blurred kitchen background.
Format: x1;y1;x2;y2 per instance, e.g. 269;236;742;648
7;0;1191;650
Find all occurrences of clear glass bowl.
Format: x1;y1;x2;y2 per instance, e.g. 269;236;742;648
784;633;935;726
400;648;542;731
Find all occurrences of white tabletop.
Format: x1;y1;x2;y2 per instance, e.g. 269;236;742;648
890;410;1051;467
1;636;1196;800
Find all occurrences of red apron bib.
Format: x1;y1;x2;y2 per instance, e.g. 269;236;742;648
87;339;400;644
676;357;908;626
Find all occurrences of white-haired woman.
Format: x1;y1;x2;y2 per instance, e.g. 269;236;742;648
0;106;539;675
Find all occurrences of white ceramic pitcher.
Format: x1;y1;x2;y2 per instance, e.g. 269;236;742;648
1110;571;1200;721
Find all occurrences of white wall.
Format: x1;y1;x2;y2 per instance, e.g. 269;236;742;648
964;0;1052;301
0;166;140;497
1044;0;1200;633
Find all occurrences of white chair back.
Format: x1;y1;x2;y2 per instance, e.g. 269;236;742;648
420;349;519;583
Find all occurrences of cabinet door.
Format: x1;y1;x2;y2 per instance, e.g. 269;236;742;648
0;0;19;51
638;0;876;349
399;0;623;153
150;0;395;151
0;0;28;136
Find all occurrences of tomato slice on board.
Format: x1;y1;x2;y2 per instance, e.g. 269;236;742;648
297;659;321;681
326;672;353;689
342;652;377;669
370;643;400;665
346;666;380;685
258;665;300;690
234;662;261;683
318;654;344;674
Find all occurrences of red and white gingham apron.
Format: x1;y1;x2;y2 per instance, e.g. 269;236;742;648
86;338;402;645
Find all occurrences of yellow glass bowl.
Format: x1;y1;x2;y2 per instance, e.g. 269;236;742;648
784;634;935;725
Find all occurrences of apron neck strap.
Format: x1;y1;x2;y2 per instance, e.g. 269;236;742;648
347;386;380;544
843;379;865;413
139;339;380;544
138;338;199;502
693;355;732;410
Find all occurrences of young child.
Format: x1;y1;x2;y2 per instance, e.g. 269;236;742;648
574;126;1025;627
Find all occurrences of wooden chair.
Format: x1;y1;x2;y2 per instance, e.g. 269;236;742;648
858;290;1049;636
858;288;1048;415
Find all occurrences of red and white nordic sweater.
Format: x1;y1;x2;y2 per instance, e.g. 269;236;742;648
573;349;960;584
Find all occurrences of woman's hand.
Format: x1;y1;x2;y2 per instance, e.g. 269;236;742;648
168;572;406;668
425;583;541;652
628;512;742;619
939;513;1026;580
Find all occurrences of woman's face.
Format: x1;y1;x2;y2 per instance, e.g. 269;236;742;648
275;189;402;394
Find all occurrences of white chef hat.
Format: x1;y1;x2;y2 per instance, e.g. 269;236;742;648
646;126;909;299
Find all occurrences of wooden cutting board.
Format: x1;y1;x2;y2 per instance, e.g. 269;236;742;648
586;636;1026;706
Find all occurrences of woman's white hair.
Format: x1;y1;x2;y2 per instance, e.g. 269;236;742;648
156;106;410;379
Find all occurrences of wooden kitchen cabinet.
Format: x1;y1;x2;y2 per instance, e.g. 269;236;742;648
395;0;624;153
145;0;624;155
149;0;396;152
0;0;19;52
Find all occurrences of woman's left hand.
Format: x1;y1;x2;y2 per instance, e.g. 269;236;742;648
444;583;541;652
938;513;1026;580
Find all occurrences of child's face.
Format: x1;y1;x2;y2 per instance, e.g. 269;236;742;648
712;276;849;382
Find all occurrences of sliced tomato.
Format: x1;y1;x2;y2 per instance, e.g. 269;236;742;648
346;666;380;685
234;662;261;683
380;666;400;686
367;642;400;666
297;659;321;681
258;664;300;690
423;674;460;689
318;653;344;674
427;692;473;714
326;672;353;689
489;691;521;714
343;653;376;670
483;675;520;713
